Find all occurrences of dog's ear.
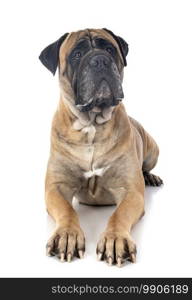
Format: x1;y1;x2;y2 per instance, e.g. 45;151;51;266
103;28;129;66
39;33;69;75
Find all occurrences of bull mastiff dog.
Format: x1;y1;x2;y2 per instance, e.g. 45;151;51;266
39;28;163;267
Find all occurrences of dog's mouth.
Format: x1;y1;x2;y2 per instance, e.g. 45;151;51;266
74;53;124;112
76;79;120;112
76;77;124;112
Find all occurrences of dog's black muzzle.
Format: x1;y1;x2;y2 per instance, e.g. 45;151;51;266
74;50;124;112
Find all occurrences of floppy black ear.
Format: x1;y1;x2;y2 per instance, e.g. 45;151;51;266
39;33;69;75
103;28;129;66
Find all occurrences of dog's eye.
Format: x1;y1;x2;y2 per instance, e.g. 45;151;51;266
73;51;81;59
106;47;113;54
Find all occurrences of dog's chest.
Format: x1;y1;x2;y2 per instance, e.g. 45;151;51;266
72;123;127;205
80;124;109;176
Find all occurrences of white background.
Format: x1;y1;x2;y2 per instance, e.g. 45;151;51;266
0;0;192;277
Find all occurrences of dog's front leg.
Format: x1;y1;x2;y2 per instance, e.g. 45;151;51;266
45;181;85;262
97;183;144;267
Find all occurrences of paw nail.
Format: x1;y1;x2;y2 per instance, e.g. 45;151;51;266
117;257;122;267
108;257;113;266
130;253;136;263
97;252;102;261
67;253;72;262
46;247;52;256
78;250;84;259
60;253;65;262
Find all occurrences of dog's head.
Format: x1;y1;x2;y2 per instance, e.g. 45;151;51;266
39;28;128;113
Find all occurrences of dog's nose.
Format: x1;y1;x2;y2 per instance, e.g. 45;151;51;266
89;55;110;69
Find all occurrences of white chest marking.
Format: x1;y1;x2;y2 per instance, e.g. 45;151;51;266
84;165;110;179
82;124;96;144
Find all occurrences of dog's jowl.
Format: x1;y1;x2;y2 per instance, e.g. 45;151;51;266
39;28;163;266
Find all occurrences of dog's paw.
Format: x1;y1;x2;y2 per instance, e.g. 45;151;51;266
46;225;85;262
143;171;163;187
96;231;137;267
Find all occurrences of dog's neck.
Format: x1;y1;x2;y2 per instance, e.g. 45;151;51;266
60;93;115;130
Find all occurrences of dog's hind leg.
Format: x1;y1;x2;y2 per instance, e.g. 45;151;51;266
130;116;163;187
142;132;163;187
143;171;163;186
